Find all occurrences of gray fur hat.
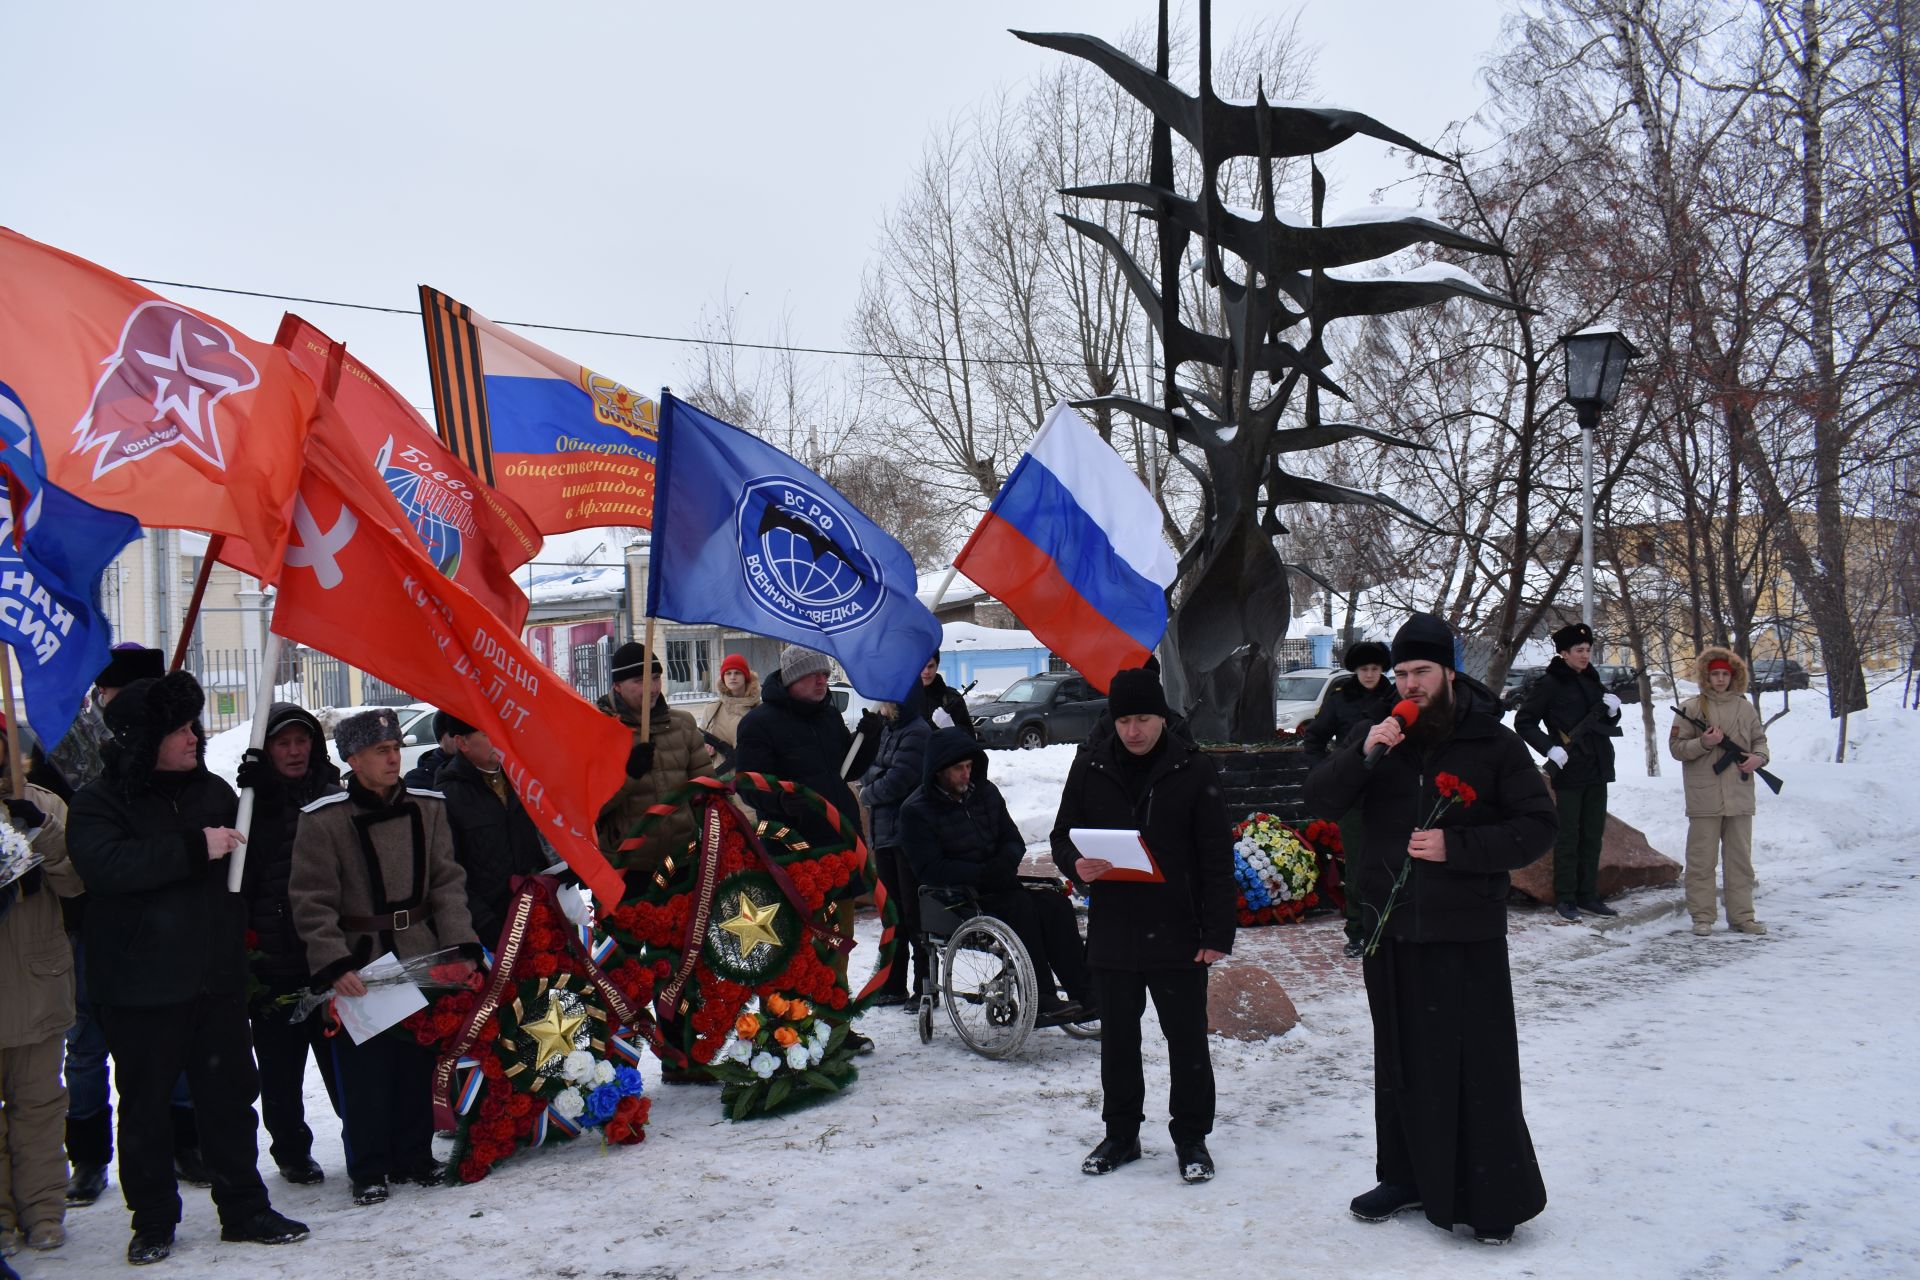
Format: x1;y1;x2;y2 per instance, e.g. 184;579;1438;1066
334;707;404;760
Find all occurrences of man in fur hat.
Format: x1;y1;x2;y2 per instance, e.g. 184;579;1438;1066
289;708;478;1207
594;642;715;881
66;672;309;1265
1514;621;1624;922
1669;649;1772;936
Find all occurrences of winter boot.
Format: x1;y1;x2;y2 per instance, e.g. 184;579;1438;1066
1175;1140;1215;1183
277;1157;325;1186
219;1208;309;1245
1349;1182;1421;1222
1731;919;1768;935
1691;923;1713;937
24;1223;63;1251
1554;899;1581;923
126;1227;174;1266
64;1109;111;1205
1577;897;1619;918
350;1177;389;1206
1081;1134;1142;1175
1472;1225;1515;1245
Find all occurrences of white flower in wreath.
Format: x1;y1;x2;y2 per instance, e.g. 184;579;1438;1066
784;1043;811;1072
807;1042;825;1066
750;1051;778;1079
551;1087;586;1120
561;1051;596;1084
591;1060;616;1085
727;1038;754;1064
811;1021;830;1047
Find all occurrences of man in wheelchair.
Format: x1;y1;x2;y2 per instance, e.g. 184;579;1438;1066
898;728;1094;1026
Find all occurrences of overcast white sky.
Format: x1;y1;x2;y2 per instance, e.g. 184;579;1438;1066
6;0;1510;421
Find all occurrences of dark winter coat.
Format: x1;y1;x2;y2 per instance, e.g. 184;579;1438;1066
860;711;930;851
237;703;343;985
735;669;879;850
1049;724;1236;971
594;690;714;878
1301;673;1398;763
1305;674;1558;944
920;674;975;738
897;729;1023;889
436;752;550;949
1514;655;1620;787
67;750;247;1007
402;746;454;793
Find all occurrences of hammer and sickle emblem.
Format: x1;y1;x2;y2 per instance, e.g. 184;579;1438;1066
283;494;358;589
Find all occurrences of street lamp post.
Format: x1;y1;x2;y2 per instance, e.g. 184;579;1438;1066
1561;326;1640;627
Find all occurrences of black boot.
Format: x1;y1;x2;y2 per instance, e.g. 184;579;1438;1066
219;1208;309;1245
126;1227;174;1266
350;1177;389;1206
1081;1134;1141;1175
65;1163;109;1206
1349;1182;1421;1221
172;1148;213;1188
1578;897;1619;918
1553;899;1581;923
277;1157;325;1186
1175;1139;1215;1183
392;1156;448;1187
64;1109;111;1204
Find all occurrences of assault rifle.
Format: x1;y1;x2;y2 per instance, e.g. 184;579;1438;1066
1669;703;1784;795
1542;696;1621;780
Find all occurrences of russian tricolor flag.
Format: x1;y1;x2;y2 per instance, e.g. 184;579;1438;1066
953;401;1178;692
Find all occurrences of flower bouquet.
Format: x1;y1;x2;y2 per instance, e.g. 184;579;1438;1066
0;822;40;892
281;946;483;1026
706;992;858;1121
1231;813;1321;926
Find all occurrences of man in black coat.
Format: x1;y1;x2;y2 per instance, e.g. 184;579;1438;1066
1305;613;1555;1246
433;713;550;949
1050;667;1234;1185
859;697;931;1006
917;653;975;737
1301;641;1397;955
234;703;344;1187
66;673;309;1265
1514;621;1623;921
899;727;1091;1022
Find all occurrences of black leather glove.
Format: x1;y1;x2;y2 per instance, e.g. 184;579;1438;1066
3;797;45;830
855;710;885;741
625;741;656;780
235;747;270;793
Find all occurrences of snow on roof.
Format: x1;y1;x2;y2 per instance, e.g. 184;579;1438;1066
528;564;625;605
918;568;988;608
942;620;1046;652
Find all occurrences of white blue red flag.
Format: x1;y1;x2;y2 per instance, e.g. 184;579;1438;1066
646;394;941;703
953;400;1177;692
0;382;142;741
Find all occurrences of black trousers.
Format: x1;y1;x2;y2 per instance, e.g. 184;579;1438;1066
979;886;1091;1007
250;984;344;1169
97;993;270;1233
330;1033;435;1184
873;845;926;996
1093;966;1213;1145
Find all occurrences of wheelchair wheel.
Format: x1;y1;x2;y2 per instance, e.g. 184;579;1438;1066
1061;1013;1101;1040
941;916;1037;1059
916;994;935;1045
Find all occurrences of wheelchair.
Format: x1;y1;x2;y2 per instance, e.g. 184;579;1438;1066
915;876;1100;1059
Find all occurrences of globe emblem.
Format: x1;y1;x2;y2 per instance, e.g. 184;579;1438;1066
384;462;464;578
737;477;882;636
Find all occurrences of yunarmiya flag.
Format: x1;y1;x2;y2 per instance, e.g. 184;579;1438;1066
0;228;315;577
0;381;142;742
270;408;633;911
273;314;540;629
419;287;657;534
952;400;1177;692
646;393;940;703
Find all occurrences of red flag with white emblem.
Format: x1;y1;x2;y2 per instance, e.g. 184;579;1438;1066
271;407;632;911
0;229;315;576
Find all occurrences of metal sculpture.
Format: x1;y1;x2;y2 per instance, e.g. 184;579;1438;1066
1015;2;1525;740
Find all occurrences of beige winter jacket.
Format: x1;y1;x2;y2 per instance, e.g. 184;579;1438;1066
1669;647;1772;818
595;691;714;879
0;786;81;1047
699;676;761;750
289;781;478;988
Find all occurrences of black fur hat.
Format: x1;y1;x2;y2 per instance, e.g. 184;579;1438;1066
1342;641;1391;672
1552;621;1595;652
102;671;206;780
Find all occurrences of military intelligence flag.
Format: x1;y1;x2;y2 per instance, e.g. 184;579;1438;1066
419;287;657;534
0;229;315;577
646;394;940;703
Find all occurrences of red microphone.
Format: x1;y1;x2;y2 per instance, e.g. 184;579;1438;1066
1364;699;1421;769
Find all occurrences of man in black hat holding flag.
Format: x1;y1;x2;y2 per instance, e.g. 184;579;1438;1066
1514;621;1623;921
1304;613;1555;1246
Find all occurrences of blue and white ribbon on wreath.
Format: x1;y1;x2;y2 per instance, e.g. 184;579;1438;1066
607;1033;642;1067
544;1105;580;1139
577;926;616;967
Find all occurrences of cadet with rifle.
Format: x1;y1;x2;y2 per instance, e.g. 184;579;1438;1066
1515;623;1623;922
1669;648;1774;937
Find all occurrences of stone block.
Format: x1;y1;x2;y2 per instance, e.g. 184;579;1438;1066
1510;813;1682;904
1205;957;1299;1040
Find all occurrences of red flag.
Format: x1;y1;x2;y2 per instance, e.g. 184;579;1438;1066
271;409;632;911
269;314;539;629
0;228;315;576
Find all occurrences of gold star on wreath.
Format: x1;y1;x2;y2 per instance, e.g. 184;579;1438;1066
522;996;586;1071
719;892;782;957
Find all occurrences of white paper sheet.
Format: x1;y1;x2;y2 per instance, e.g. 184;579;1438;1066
1068;828;1156;875
332;951;428;1045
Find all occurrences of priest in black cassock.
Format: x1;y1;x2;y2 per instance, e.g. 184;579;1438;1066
1304;613;1555;1246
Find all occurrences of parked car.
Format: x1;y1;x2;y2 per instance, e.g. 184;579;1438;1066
972;672;1107;749
1273;668;1340;732
826;682;884;731
1595;664;1642;704
393;703;439;775
1749;658;1811;693
1500;666;1546;712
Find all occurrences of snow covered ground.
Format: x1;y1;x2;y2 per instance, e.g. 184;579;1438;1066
27;693;1919;1278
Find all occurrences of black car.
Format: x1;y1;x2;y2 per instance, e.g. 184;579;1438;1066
1749;658;1811;693
972;673;1108;749
1595;664;1642;704
1500;666;1546;711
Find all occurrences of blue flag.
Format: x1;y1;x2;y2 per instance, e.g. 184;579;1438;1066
0;382;142;742
647;394;940;702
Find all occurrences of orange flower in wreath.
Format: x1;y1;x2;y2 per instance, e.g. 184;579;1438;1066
735;1013;760;1038
773;1026;799;1047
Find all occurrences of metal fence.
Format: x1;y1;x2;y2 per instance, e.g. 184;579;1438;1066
180;646;301;734
570;641;610;703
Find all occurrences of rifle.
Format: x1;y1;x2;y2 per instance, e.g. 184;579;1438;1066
1669;703;1784;795
1542;696;1621;779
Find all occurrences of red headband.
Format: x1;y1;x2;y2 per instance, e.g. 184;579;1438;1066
1707;658;1732;673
